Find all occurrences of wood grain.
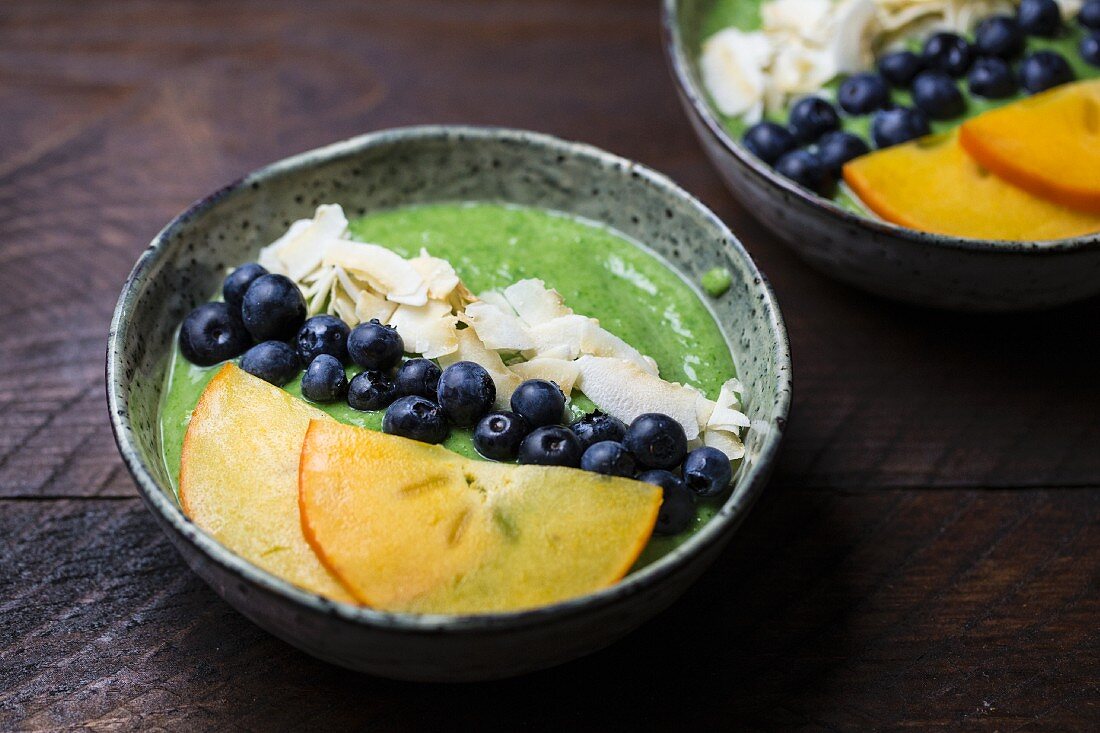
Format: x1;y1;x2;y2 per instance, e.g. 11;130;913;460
0;0;1097;729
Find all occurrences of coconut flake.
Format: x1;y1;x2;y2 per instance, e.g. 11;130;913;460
460;301;535;351
526;314;594;360
354;288;398;325
324;240;428;306
410;250;462;301
700;28;774;122
260;204;349;282
574;356;704;440
704;428;746;461
437;328;521;406
510;357;581;395
387;301;458;360
502;279;573;326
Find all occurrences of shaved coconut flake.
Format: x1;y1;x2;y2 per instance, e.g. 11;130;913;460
581;324;660;376
700;28;773;122
574;356;703;440
410;250;461;301
331;288;358;325
324;240;428;306
259;204;349;282
438;328;520;406
258;219;311;275
461;301;534;351
354;288;397;325
477;290;514;313
387;301;458;359
503;279;573;326
304;268;337;315
538;344;573;361
526;314;594;360
704;428;746;461
510;358;581;395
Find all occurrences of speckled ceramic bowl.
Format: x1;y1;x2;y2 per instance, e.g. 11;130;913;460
664;0;1100;312
106;126;790;681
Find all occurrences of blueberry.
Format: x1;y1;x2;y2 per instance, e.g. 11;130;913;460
774;150;830;194
580;441;637;478
742;122;796;165
787;96;840;143
1081;0;1100;30
347;319;404;370
1018;0;1061;36
922;32;975;76
301;354;347;403
436;361;496;427
382;395;449;444
510;379;566;428
1081;33;1100;67
222;263;268;310
815;131;870;177
637;470;695;536
682;446;733;497
347;369;400;411
911;70;965;119
473;411;529;461
517;425;582;467
1019;50;1075;93
877;51;924;87
295;314;350;365
240;274;307;342
239;341;300;386
871;106;930;148
178;302;251;366
837;73;891;114
975;15;1025;59
623;413;687;470
570;411;627;451
968;57;1018;98
395;358;442;399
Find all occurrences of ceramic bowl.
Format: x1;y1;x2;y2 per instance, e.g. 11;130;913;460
106;126;791;681
663;0;1100;312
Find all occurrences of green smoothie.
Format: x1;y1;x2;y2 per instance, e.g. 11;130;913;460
698;0;1099;214
158;202;739;565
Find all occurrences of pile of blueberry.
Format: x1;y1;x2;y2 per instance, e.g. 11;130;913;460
742;0;1099;195
179;262;734;536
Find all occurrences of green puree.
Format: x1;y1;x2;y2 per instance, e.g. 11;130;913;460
159;203;737;566
698;0;1100;214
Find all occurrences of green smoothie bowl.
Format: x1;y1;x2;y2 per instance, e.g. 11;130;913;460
106;126;790;681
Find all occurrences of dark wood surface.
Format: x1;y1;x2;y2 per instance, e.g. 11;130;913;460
1;1;1096;729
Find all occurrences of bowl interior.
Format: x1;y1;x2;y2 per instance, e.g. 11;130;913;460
108;126;791;623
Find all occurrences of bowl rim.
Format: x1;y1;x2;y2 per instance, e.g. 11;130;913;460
660;0;1100;254
106;124;792;633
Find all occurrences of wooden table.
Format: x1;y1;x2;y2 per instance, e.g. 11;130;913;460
2;1;1097;729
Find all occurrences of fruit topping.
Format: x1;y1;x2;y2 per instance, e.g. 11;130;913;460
624;413;687;471
436;360;496;427
222;263;268;310
510;379;566;429
921;32;974;77
241;273;307;342
1019;50;1076;93
1081;0;1100;29
518;425;583;467
347;369;400;412
239;341;300;387
816;131;871;177
570;411;627;452
1017;0;1062;37
295;314;350;365
788;96;841;143
838;72;891;114
301;354;348;403
297;420;661;612
179;364;352;602
580;440;637;478
871;106;931;148
877;50;924;87
473;411;530;461
382;395;450;444
682;446;734;498
395;357;443;399
637;470;695;536
967;57;1018;98
347;318;404;370
911;70;965;119
1081;33;1100;66
742;122;797;165
775;149;831;194
178;302;251;366
974;15;1025;59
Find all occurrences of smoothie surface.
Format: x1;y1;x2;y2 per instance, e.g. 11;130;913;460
159;202;738;565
